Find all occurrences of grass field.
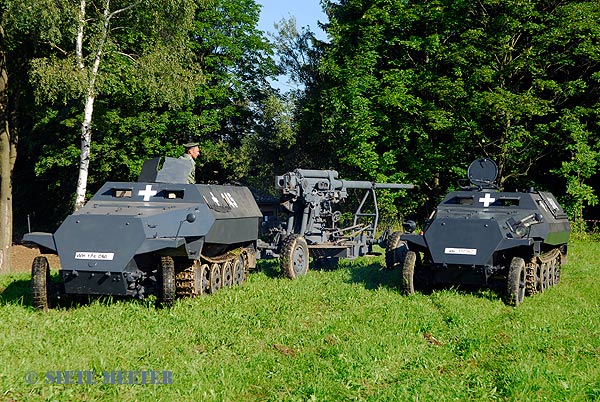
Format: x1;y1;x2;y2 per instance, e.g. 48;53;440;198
0;240;599;401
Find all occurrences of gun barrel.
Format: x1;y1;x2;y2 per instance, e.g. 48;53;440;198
340;180;415;190
295;169;339;180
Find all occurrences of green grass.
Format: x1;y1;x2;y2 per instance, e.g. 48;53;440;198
1;240;599;401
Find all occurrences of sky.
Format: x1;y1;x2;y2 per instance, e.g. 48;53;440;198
256;0;328;90
257;0;328;41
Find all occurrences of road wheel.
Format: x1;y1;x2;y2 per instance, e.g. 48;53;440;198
199;264;210;295
547;260;555;287
31;256;51;310
554;256;562;285
232;256;245;285
540;262;549;292
401;251;417;295
159;256;176;307
222;261;233;287
280;234;309;279
507;257;526;306
208;263;222;294
192;263;206;296
385;231;407;270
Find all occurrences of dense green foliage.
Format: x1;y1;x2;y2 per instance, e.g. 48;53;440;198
0;240;599;400
6;0;278;231
2;0;599;232
320;0;600;221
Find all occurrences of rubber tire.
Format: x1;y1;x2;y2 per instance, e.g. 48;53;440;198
222;261;233;287
208;263;222;294
385;231;407;270
280;234;309;279
401;251;417;295
159;256;176;307
31;256;50;310
507;257;526;307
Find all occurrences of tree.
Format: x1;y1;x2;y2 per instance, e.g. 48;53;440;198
0;23;15;272
12;0;277;229
27;0;197;211
320;0;600;220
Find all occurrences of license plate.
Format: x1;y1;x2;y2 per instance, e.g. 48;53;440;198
444;248;477;256
74;252;115;260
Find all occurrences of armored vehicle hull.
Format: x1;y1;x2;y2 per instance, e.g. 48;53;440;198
25;159;262;309
391;159;570;306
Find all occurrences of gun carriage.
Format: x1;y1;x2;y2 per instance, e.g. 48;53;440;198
257;169;415;278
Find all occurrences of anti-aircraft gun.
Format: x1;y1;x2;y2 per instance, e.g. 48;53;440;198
394;158;570;306
257;169;415;278
23;157;262;309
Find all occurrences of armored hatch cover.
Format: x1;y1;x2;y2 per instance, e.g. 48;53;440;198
467;158;498;190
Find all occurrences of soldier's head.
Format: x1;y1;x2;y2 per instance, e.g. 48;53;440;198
183;142;200;159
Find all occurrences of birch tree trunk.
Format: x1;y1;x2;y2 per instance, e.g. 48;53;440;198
0;25;15;273
73;0;109;211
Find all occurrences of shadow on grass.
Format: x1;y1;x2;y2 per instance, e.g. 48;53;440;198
254;259;281;278
0;275;158;310
346;260;404;292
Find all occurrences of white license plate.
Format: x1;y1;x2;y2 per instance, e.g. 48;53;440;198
444;248;477;256
75;252;115;260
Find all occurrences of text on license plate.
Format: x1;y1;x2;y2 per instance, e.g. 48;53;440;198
75;252;115;260
444;248;477;256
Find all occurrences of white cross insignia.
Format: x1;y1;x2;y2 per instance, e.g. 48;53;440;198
479;193;496;207
138;185;157;201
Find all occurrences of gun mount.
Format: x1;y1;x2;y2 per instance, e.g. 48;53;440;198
257;169;415;278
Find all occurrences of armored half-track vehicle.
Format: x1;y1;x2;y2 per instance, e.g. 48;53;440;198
394;158;570;306
24;157;262;309
257;169;415;278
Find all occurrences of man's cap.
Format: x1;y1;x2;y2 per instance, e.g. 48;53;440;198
183;142;199;148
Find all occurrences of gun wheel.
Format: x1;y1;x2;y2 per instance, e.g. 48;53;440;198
159;256;176;307
232;256;246;285
208;263;222;294
507;257;526;306
401;251;417;295
385;231;407;270
222;261;233;287
31;256;51;310
280;234;309;279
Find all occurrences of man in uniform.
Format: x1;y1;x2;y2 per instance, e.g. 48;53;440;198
179;142;200;184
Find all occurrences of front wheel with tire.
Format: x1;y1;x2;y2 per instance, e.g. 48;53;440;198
507;257;526;306
159;256;176;307
280;234;309;279
385;231;407;270
31;256;51;310
401;251;417;295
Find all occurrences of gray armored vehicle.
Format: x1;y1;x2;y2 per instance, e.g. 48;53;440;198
257;169;415;278
393;158;570;306
24;157;262;309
